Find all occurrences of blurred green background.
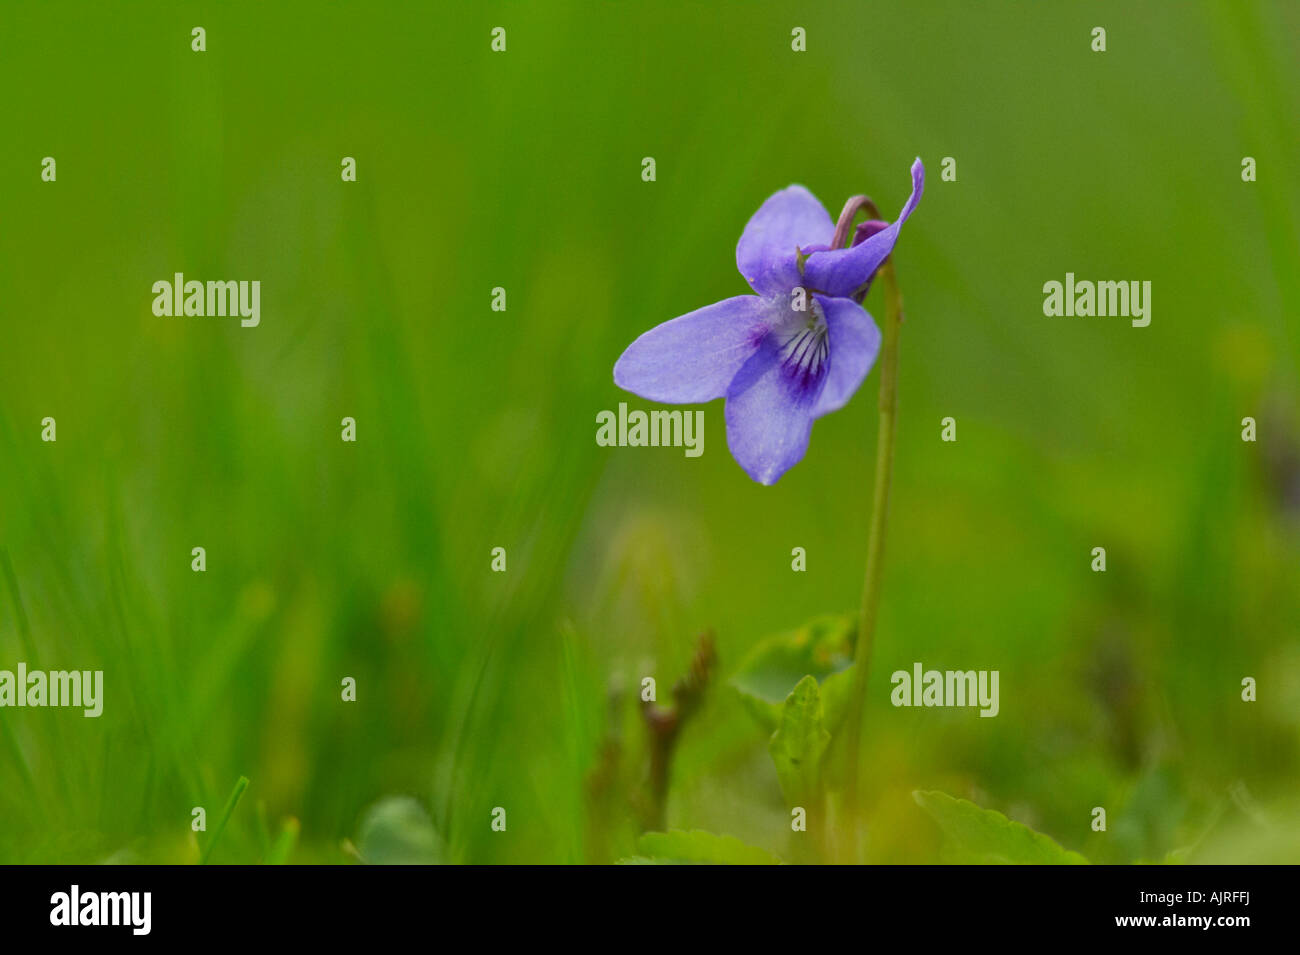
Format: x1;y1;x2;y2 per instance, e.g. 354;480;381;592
1;0;1297;864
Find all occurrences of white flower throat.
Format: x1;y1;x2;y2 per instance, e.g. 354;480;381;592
776;297;829;385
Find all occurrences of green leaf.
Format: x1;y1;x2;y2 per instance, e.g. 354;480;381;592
355;796;445;865
913;790;1089;864
768;675;831;805
199;775;249;866
619;829;783;865
731;613;856;732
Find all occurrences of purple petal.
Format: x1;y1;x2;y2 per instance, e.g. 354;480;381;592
614;295;771;403
852;220;889;247
802;159;924;298
736;185;834;297
723;334;828;485
812;295;881;418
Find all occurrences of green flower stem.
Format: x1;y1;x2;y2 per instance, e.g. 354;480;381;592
843;259;903;817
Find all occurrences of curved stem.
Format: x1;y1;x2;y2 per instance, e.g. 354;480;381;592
831;195;882;250
842;258;903;822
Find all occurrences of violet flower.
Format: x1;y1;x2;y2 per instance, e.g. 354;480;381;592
613;159;924;484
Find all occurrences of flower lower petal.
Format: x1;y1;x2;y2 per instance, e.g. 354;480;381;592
736;185;834;297
812;295;881;418
613;295;771;404
801;158;924;298
724;335;827;485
